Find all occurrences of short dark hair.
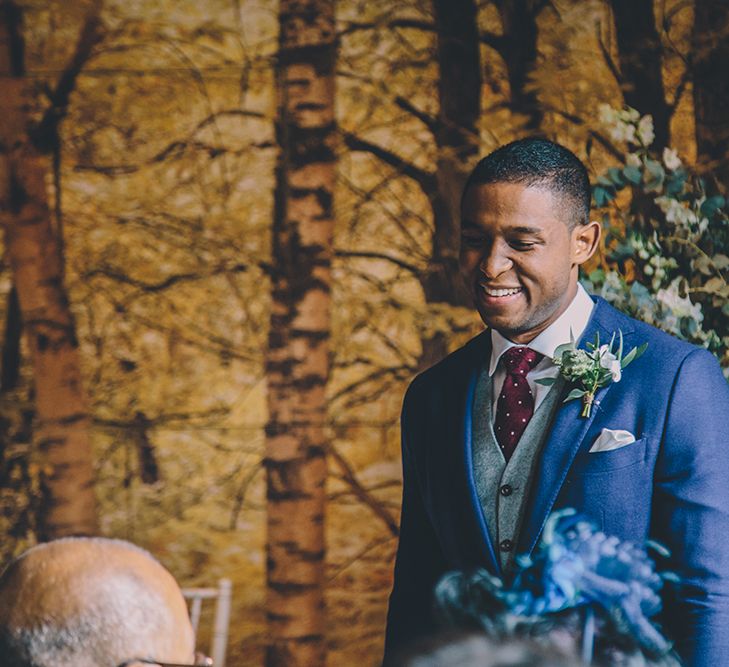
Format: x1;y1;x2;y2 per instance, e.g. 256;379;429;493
463;137;591;227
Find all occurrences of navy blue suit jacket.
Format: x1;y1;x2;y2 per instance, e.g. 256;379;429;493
384;297;729;666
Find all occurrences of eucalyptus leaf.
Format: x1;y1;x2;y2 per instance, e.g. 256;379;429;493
700;195;726;219
646;540;671;558
608;167;624;186
622;165;642;185
682;317;698;337
563;388;586;403
588;268;606;284
553;342;574;358
621;346;638;368
621;343;648;369
617;329;624;360
609;240;636;261
644;158;665;180
643;158;665;192
665;172;687;196
593;186;614;208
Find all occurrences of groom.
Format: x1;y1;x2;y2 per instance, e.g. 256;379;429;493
384;138;729;666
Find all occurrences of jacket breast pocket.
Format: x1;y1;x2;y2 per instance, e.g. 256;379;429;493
571;437;649;474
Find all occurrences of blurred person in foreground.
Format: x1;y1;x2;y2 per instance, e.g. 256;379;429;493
384;137;729;666
388;631;585;667
0;537;203;667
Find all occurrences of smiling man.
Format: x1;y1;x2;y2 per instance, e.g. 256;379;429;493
383;138;729;666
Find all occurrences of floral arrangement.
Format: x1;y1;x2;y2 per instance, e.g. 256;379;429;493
433;510;681;666
583;105;729;377
537;330;647;417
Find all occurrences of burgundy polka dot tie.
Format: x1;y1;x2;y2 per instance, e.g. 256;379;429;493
494;346;543;461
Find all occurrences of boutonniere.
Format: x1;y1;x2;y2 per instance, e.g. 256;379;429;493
537;331;647;418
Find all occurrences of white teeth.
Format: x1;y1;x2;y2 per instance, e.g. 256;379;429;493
484;287;521;297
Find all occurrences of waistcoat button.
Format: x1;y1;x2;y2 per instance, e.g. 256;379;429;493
500;484;513;496
499;539;513;552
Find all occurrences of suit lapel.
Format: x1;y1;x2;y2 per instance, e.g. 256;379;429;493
518;297;637;556
461;363;501;574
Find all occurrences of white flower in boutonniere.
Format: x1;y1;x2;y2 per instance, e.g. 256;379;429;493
537;331;647;418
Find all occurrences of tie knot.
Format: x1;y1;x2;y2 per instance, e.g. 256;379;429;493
502;346;542;375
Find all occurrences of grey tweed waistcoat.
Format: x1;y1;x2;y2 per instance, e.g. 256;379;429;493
471;365;564;572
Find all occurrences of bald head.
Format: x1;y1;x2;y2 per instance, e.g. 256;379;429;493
0;538;194;667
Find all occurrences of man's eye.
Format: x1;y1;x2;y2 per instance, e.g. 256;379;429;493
510;240;535;250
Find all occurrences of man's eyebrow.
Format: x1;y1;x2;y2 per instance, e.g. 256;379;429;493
460;222;545;236
508;225;544;235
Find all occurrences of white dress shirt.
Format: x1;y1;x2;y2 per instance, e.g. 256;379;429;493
489;284;595;419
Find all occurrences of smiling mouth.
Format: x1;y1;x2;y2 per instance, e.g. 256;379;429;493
481;285;522;297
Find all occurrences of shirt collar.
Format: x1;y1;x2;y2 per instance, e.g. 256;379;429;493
488;284;594;376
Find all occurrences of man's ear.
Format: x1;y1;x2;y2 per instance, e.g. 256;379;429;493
571;220;601;264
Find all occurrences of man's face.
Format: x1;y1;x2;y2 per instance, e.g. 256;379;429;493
459;182;598;343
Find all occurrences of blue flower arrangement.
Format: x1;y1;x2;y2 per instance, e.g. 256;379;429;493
434;510;682;665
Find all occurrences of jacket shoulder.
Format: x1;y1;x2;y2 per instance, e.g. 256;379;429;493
404;330;488;406
592;297;704;356
589;296;721;377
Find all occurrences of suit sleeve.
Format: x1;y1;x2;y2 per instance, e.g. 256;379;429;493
653;348;729;666
382;382;449;663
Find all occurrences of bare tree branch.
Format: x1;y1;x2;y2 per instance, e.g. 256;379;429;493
540;105;624;161
327;535;396;582
151;138;274;163
331;369;413;412
338;18;435;38
328;444;399;537
393;95;438;134
34;7;106;150
342;131;436;194
335;249;420;275
94;407;229;429
83;262;250;293
229;462;263;529
596;19;622;89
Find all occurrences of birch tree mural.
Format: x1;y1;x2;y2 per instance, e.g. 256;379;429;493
265;1;336;665
0;0;102;538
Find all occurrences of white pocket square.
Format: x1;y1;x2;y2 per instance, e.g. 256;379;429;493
589;428;636;453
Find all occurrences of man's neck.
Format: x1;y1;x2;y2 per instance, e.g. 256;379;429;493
489;285;594;374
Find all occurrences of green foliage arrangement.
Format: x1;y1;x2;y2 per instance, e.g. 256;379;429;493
583;106;729;376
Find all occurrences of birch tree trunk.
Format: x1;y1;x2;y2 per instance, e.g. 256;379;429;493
609;0;670;150
0;0;101;538
419;0;481;369
265;1;336;665
693;0;729;191
493;0;542;133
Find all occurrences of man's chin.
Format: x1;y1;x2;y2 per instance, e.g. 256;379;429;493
477;308;545;343
477;312;526;337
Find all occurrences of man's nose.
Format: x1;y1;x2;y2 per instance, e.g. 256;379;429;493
479;243;512;279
